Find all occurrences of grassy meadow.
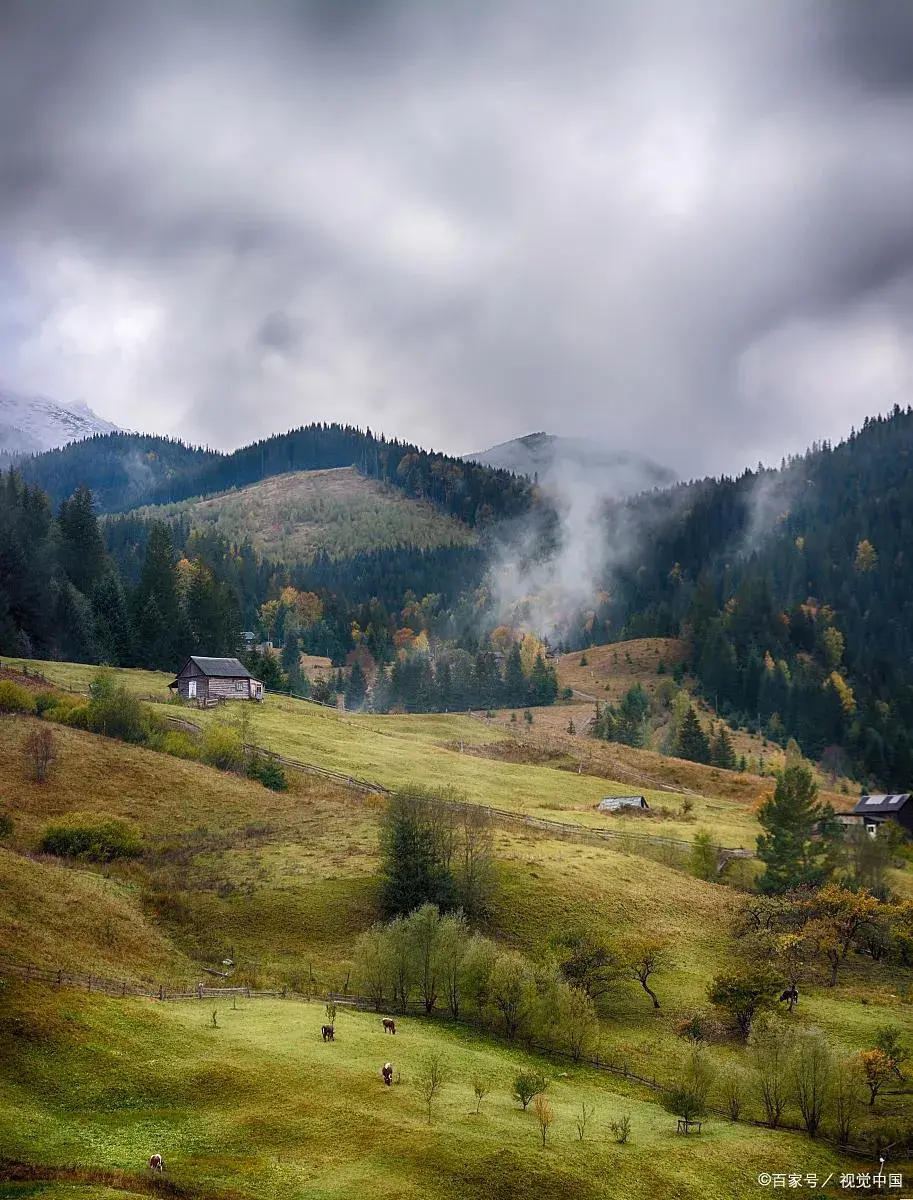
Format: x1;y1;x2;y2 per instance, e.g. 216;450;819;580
0;985;857;1200
131;466;477;563
2;657;912;1197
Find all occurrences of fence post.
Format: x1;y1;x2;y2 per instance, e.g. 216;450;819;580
87;974;92;993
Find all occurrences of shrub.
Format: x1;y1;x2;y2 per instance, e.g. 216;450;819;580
512;1068;548;1111
158;730;200;760
0;812;12;840
33;691;58;716
675;1009;725;1045
200;723;245;772
86;672;150;744
247;753;288;791
51;700;90;729
608;1113;632;1144
40;818;143;862
0;680;36;714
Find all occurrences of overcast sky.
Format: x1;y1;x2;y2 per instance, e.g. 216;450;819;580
2;1;913;477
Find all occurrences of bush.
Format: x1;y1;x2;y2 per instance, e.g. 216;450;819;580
33;691;58;716
512;1068;548;1111
86;672;150;744
49;699;90;729
675;1009;725;1045
0;680;36;714
40;818;143;862
154;729;200;760
0;812;12;840
246;753;288;791
200;723;245;772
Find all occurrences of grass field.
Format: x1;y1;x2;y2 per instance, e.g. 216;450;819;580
2;706;912;1195
0;984;856;1200
131;466;476;563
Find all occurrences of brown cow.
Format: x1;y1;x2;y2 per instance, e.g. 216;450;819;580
382;1062;393;1086
148;1155;164;1172
382;1018;396;1035
321;1025;335;1041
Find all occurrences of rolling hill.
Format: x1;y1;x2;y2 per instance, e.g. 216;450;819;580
132;466;477;563
1;691;910;1196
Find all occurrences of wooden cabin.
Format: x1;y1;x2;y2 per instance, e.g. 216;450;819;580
169;656;264;703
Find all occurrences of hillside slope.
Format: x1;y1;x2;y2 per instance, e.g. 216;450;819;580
133;466;477;562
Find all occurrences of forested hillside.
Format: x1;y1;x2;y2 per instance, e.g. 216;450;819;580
586;406;913;787
17;423;540;528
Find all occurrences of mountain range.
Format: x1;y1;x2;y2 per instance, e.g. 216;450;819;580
469;432;676;497
0;388;119;457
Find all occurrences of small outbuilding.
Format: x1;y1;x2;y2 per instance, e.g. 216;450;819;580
169;656;264;703
850;793;913;838
598;795;649;813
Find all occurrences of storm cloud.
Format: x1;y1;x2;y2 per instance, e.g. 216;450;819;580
2;0;913;475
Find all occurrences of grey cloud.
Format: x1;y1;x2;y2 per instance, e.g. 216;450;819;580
1;1;913;472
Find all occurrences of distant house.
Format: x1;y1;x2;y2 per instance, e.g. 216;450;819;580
850;794;913;838
169;656;264;703
598;795;648;813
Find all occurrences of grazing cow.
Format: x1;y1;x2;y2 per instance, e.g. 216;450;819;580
382;1062;393;1087
321;1024;335;1042
382;1018;396;1035
779;985;800;1009
148;1154;164;1172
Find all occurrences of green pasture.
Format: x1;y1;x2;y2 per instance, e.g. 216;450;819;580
0;985;855;1200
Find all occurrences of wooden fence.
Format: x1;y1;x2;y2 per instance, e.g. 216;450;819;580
2;955;877;1159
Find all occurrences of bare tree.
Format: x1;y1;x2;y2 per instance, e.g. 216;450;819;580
416;1051;448;1124
24;725;56;783
575;1101;594;1142
790;1028;833;1139
749;1019;795;1128
471;1071;490;1115
534;1092;554;1147
832;1057;864;1146
608;1113;632;1144
627;938;667;1009
460;805;495;921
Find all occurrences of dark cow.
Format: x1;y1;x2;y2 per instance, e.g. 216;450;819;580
148;1155;164;1172
382;1062;393;1087
382;1018;396;1035
779;985;800;1010
321;1024;335;1042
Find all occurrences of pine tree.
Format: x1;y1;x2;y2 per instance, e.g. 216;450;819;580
345;660;368;709
756;764;840;894
675;706;711;763
710;724;737;770
58;486;107;596
133;521;180;666
504;644;526;707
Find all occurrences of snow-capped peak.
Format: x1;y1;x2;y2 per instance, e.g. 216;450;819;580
0;388;121;456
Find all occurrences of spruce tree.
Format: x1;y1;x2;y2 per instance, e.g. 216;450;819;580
504;644;526;707
58;486;107;596
710;725;737;770
675;706;711;763
756;764;840;894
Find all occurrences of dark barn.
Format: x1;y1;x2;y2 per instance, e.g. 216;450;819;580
851;793;913;837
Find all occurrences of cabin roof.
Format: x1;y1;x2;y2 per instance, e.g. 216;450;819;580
598;795;648;811
182;656;253;679
851;793;912;816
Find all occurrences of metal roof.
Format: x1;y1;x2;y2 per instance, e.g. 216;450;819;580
851;793;912;815
186;656;253;679
598;795;648;811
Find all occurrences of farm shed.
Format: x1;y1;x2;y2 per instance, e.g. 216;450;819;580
598;795;649;813
850;793;913;837
169;656;264;703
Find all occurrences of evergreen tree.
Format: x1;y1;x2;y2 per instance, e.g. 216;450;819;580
756;764;841;894
379;788;457;917
710;724;737;770
92;571;136;665
57;486;107;596
526;652;559;707
345;660;368;709
615;683;650;746
504;644;526;707
675;706;711;764
133;522;180;667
